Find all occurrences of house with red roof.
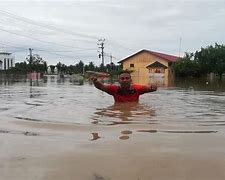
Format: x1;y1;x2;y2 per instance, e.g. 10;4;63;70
118;50;179;85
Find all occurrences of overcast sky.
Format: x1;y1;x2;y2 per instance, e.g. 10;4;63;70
0;0;225;66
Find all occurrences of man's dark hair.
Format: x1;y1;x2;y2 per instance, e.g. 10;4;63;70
118;70;132;76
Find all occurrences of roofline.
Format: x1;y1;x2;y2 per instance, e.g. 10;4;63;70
0;52;12;55
146;61;168;69
118;49;179;63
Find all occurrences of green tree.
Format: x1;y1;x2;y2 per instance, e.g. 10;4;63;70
87;61;95;71
56;62;62;73
49;65;55;73
172;53;200;77
195;43;225;78
75;60;84;74
26;54;47;73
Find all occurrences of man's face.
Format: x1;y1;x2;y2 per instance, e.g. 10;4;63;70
119;73;132;89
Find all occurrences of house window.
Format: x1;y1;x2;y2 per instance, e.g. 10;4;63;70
155;68;161;73
130;64;134;67
154;68;165;73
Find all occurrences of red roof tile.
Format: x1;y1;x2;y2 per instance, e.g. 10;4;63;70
118;49;179;63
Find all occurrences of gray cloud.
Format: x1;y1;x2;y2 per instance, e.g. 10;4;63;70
0;0;224;65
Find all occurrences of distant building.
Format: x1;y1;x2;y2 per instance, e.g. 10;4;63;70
0;52;15;70
118;49;179;85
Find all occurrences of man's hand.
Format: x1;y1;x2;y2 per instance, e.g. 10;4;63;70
90;76;108;92
144;84;157;93
90;76;98;83
150;84;157;91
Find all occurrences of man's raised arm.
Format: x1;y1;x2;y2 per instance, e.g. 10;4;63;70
144;84;157;93
90;77;108;92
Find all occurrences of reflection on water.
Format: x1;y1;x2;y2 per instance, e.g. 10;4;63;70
131;74;175;87
174;77;225;92
90;133;101;141
137;129;158;133
0;128;40;136
137;129;217;134
121;130;132;134
0;75;225;141
1;75;225;180
119;130;133;140
119;135;130;140
91;103;156;125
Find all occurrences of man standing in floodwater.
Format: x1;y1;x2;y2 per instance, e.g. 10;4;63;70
91;71;157;103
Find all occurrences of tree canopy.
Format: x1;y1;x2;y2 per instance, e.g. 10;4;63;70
172;43;225;78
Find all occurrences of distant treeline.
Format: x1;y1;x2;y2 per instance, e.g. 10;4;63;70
5;42;224;79
172;43;225;78
48;61;122;77
4;58;122;77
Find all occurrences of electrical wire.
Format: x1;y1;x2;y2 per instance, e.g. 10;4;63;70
0;9;99;40
0;27;89;49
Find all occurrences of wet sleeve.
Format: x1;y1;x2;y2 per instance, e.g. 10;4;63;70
134;85;147;95
105;85;118;95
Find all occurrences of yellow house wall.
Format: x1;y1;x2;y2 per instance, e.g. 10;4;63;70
122;51;170;78
121;51;176;86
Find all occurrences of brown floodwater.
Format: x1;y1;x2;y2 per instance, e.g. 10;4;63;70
1;75;225;180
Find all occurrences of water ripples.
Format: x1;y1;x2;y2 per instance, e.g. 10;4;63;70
0;77;225;135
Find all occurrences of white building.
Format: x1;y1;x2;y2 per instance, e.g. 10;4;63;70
0;52;15;70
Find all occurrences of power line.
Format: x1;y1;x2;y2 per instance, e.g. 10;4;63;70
0;9;135;63
0;41;98;60
0;9;138;63
107;39;135;52
0;27;88;49
0;42;27;51
1;39;120;65
0;40;97;53
35;48;97;53
104;52;120;60
0;43;97;62
0;9;99;41
34;48;100;60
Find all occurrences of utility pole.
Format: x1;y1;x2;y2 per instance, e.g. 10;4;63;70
29;48;33;70
97;39;105;66
110;54;113;72
28;48;33;85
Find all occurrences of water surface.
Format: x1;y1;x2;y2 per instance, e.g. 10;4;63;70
1;75;225;180
1;75;225;130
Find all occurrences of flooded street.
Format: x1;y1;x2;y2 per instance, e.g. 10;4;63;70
1;75;225;180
